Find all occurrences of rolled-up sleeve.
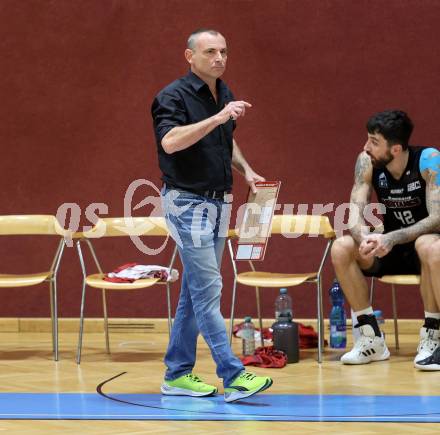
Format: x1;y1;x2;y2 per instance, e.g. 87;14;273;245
152;92;188;144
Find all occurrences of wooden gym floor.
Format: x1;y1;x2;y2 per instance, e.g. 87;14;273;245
0;323;439;434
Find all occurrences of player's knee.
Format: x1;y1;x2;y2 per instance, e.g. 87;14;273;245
331;235;356;266
415;235;436;261
426;241;440;267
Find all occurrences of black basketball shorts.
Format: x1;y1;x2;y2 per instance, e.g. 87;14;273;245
362;241;421;277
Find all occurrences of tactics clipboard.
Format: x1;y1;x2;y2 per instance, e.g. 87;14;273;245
234;181;281;261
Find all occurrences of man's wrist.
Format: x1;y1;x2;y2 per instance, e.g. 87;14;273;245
211;113;224;127
243;164;252;174
385;231;401;247
349;228;363;244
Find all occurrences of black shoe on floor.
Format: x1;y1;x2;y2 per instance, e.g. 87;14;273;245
414;346;440;371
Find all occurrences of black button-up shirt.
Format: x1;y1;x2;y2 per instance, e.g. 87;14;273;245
151;71;236;192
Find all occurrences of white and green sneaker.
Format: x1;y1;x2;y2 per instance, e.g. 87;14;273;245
161;373;217;397
224;371;273;403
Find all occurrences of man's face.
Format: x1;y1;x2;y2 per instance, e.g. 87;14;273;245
185;32;227;82
363;132;394;169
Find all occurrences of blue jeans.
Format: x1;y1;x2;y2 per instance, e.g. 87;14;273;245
161;186;244;387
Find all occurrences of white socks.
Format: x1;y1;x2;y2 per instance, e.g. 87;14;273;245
354;307;374;318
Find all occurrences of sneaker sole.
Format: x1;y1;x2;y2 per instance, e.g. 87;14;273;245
224;378;273;403
160;383;217;397
341;349;390;365
414;362;440;371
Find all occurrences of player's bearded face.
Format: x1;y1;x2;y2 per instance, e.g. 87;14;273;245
367;148;394;169
364;132;394;169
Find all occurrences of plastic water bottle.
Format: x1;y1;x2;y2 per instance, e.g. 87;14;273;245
329;280;347;348
242;317;256;356
374;309;385;338
373;310;384;325
275;288;293;321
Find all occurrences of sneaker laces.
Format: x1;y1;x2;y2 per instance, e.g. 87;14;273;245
352;327;378;353
418;330;439;353
185;374;202;383
239;372;256;381
353;335;374;352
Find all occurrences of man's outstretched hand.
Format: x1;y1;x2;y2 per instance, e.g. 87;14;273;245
215;101;252;124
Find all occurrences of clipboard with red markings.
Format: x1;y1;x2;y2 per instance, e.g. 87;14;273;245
234;181;281;261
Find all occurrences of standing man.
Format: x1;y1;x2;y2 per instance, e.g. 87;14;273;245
151;29;273;402
331;110;440;370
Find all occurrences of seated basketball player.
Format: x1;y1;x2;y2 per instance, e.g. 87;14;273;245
331;110;440;370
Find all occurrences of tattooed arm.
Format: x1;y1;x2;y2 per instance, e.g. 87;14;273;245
367;150;440;257
349;152;374;244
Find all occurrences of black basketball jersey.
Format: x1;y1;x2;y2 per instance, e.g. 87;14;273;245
372;146;428;233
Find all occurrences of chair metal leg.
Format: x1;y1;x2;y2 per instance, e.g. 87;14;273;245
391;284;399;350
317;277;324;364
49;238;65;362
49;281;57;361
315;239;333;364
49;238;65;274
229;278;238;344
85;239;110;354
76;279;87;364
76;241;87;364
166;282;173;337
53;278;59;361
369;277;375;305
50;280;59;361
227;239;239;345
255;286;264;348
102;289;110;354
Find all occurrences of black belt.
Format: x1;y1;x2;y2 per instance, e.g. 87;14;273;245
164;183;231;200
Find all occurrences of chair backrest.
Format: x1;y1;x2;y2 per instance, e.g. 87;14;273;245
270;214;335;238
0;215;67;236
83;217;169;238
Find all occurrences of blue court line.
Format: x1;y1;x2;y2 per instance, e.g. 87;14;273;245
0;393;440;422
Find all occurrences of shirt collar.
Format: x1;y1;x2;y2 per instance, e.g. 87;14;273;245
186;70;225;94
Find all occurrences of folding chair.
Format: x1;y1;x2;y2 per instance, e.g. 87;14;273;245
75;216;178;364
370;275;420;350
0;215;67;361
228;214;335;363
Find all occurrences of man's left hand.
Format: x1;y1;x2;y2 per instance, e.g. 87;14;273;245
245;169;265;194
363;233;394;258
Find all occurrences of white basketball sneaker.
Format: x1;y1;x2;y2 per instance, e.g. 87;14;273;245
341;324;390;365
413;327;439;366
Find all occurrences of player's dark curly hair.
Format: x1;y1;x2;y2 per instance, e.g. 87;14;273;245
366;110;413;150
